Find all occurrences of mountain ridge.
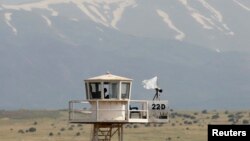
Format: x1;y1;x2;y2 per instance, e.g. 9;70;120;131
0;0;250;110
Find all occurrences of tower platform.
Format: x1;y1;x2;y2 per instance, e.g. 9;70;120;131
69;100;168;124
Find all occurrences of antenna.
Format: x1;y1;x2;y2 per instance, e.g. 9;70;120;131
153;88;163;101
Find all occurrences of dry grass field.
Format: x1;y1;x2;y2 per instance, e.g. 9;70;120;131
0;109;249;141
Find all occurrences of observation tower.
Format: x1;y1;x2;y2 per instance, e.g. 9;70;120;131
69;73;169;141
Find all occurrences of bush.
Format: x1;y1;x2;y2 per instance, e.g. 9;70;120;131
201;110;207;114
242;119;249;124
18;129;25;134
125;124;131;128
49;132;53;136
133;125;139;128
211;114;220;119
68;127;73;130
166;137;172;141
76;132;80;136
184;121;192;125
193;120;198;124
77;124;82;127
29;127;36;132
33;121;37;125
228;118;235;123
60;128;65;131
228;114;234;118
224;110;229;114
158;123;164;127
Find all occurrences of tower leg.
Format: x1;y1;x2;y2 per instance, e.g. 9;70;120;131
92;124;99;141
91;123;124;141
121;125;123;141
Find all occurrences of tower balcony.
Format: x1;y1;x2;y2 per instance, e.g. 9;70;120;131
69;100;169;124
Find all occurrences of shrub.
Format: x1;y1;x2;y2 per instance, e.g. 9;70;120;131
202;110;207;114
224;110;229;114
242;119;249;124
33;121;37;125
18;129;25;134
76;132;80;136
133;125;139;128
29;127;36;132
211;114;220;119
228;114;234;118
166;137;172;141
193;120;198;124
49;132;53;136
60;128;65;131
68;127;73;130
228;118;235;123
184;121;192;125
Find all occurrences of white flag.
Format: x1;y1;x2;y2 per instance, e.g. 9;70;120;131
142;76;159;89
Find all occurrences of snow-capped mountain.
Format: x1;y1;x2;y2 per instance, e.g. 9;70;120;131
0;0;250;110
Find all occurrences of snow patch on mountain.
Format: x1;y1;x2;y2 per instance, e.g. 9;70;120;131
157;9;185;41
42;15;52;27
234;0;250;11
70;18;79;22
215;48;221;53
110;1;136;29
4;13;18;35
178;0;234;35
2;0;60;16
71;0;136;29
2;0;136;30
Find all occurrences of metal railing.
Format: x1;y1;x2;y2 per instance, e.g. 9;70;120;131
69;100;168;123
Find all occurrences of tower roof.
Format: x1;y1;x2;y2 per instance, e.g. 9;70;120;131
85;73;132;81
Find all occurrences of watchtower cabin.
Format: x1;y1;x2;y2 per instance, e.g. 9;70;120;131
69;73;169;141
